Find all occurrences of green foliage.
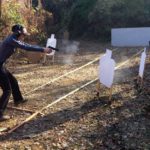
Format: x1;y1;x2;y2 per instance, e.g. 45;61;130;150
0;0;51;44
2;1;26;26
67;0;97;38
0;1;26;38
55;0;150;40
1;0;150;41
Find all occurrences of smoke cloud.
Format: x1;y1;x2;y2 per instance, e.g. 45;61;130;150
61;40;80;65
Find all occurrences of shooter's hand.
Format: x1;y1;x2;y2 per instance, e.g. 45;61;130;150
44;47;52;54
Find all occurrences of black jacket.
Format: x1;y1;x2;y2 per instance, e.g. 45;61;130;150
0;34;44;63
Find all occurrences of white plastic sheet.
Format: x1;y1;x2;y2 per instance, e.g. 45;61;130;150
139;48;146;78
98;49;116;88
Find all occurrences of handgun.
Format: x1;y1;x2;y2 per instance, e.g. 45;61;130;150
48;46;59;51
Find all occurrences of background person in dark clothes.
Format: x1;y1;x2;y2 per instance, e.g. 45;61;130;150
0;24;52;121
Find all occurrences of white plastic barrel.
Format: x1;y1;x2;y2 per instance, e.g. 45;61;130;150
139;48;146;78
98;49;116;88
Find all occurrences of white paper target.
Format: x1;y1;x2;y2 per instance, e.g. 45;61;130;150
106;49;112;58
139;48;146;78
46;34;57;56
98;50;116;88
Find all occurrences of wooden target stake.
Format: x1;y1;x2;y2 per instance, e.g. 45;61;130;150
96;82;101;97
140;76;144;87
137;76;144;89
96;82;113;101
109;87;113;101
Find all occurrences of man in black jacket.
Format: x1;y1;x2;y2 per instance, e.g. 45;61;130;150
0;24;52;121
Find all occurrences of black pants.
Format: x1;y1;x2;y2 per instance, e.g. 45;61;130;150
0;63;23;116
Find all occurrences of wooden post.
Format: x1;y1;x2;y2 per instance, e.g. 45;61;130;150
26;0;32;9
96;82;100;97
109;87;113;101
141;77;144;87
96;82;113;101
138;76;144;89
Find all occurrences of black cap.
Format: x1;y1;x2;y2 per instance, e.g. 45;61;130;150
12;24;30;35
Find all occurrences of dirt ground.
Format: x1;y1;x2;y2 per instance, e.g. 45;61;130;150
0;41;149;150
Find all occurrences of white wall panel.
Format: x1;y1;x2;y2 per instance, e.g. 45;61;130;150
111;27;150;46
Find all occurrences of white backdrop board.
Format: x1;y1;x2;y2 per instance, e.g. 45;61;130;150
111;27;150;46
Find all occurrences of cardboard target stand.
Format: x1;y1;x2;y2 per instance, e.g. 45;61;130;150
43;34;57;64
97;49;116;100
138;48;147;87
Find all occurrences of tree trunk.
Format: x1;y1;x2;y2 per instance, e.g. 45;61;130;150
28;0;32;9
38;0;42;9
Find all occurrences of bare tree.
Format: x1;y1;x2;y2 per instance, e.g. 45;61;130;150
27;0;32;9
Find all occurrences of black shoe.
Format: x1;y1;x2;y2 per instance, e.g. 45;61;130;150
0;115;10;122
14;99;28;106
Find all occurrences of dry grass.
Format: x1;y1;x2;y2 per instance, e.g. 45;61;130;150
0;41;149;149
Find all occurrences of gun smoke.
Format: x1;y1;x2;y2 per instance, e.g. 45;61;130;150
61;40;80;65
